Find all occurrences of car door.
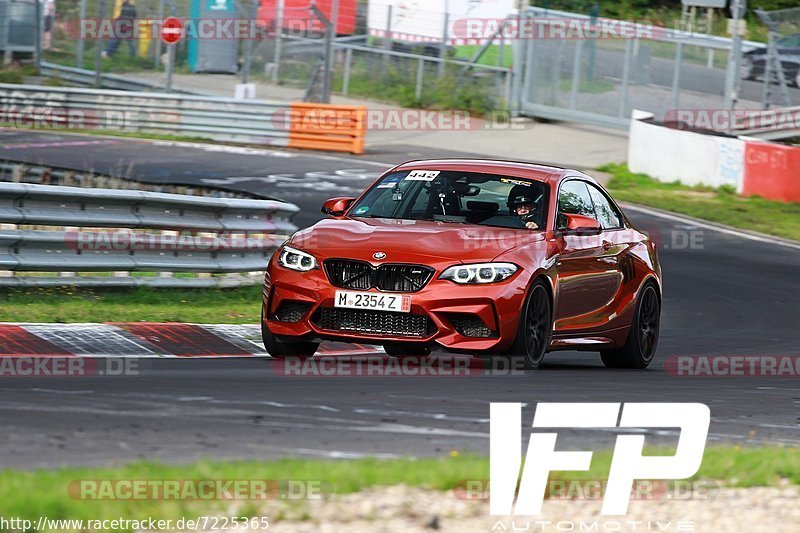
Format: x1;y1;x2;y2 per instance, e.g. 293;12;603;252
553;180;624;332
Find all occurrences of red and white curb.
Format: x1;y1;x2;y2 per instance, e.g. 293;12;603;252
0;323;383;358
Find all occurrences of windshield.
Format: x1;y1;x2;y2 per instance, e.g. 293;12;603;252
349;170;549;230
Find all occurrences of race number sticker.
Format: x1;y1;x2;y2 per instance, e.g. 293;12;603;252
405;170;440;181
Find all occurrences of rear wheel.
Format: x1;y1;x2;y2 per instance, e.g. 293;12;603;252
600;282;660;369
261;305;319;359
504;280;551;370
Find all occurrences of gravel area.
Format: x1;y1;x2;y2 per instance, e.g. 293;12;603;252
239;484;800;533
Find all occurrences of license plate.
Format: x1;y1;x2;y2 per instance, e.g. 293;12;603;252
334;291;411;313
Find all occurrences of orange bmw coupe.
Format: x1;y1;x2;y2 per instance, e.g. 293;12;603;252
262;159;662;369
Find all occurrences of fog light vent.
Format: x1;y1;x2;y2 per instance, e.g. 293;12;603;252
446;314;496;338
274;301;313;323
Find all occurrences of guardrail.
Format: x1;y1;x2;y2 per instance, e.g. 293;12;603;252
0;182;299;287
0;83;291;145
39;62;202;94
0;83;368;154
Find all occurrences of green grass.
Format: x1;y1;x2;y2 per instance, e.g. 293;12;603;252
0;286;261;324
0;447;796;532
600;163;800;242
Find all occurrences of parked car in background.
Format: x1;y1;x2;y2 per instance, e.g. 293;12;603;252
741;34;800;88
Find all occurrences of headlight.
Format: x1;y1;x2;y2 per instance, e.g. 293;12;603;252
278;246;318;272
439;263;518;284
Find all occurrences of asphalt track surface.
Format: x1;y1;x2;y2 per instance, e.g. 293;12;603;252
1;131;799;469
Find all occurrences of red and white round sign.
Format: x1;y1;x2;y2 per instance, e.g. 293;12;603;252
160;17;184;45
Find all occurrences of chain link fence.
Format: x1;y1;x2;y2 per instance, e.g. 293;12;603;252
514;5;800;128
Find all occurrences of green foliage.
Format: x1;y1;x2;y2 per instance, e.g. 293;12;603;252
0;447;795;532
0;285;262;324
599;163;800;241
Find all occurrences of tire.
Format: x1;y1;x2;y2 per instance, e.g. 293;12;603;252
600;282;660;369
504;279;552;370
261;305;319;359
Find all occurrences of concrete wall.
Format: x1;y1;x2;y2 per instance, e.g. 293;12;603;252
628;111;746;192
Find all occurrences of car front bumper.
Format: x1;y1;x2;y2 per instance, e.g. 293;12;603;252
263;262;530;354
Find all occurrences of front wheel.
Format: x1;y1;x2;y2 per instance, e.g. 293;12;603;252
261;306;319;359
600;282;660;369
504;280;552;370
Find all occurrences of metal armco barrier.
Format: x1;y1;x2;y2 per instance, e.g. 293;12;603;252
287;102;367;155
0;83;369;154
0;182;299;288
38;62;201;94
0;83;290;145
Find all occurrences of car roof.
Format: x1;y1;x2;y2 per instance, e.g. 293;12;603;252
391;158;592;185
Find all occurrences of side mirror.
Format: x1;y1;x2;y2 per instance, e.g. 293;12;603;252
321;197;355;217
559;213;602;236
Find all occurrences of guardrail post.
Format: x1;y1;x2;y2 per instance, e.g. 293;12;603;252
59;226;79;278
0;223;13;278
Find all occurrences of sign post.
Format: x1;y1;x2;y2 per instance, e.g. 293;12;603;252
161;16;184;92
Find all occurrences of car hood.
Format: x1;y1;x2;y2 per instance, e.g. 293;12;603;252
289;217;545;265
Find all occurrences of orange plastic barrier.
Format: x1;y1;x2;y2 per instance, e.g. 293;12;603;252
287;103;367;155
743;141;800;203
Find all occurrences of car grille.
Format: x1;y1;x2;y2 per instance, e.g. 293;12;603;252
324;260;434;293
313;308;433;338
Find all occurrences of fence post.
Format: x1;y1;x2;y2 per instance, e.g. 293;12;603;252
439;11;449;78
619;39;633;118
671;41;683;110
76;0;88;68
382;5;393;75
155;0;164;69
272;0;284;83
416;57;425;101
94;0;106;88
569;40;584;110
242;0;259;84
342;47;353;96
723;0;747;113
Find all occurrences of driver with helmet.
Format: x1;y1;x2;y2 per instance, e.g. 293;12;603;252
508;185;542;230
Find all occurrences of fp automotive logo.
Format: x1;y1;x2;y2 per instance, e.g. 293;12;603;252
490;403;710;516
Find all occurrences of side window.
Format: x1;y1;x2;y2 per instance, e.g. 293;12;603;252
587;184;623;230
557;180;594;229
